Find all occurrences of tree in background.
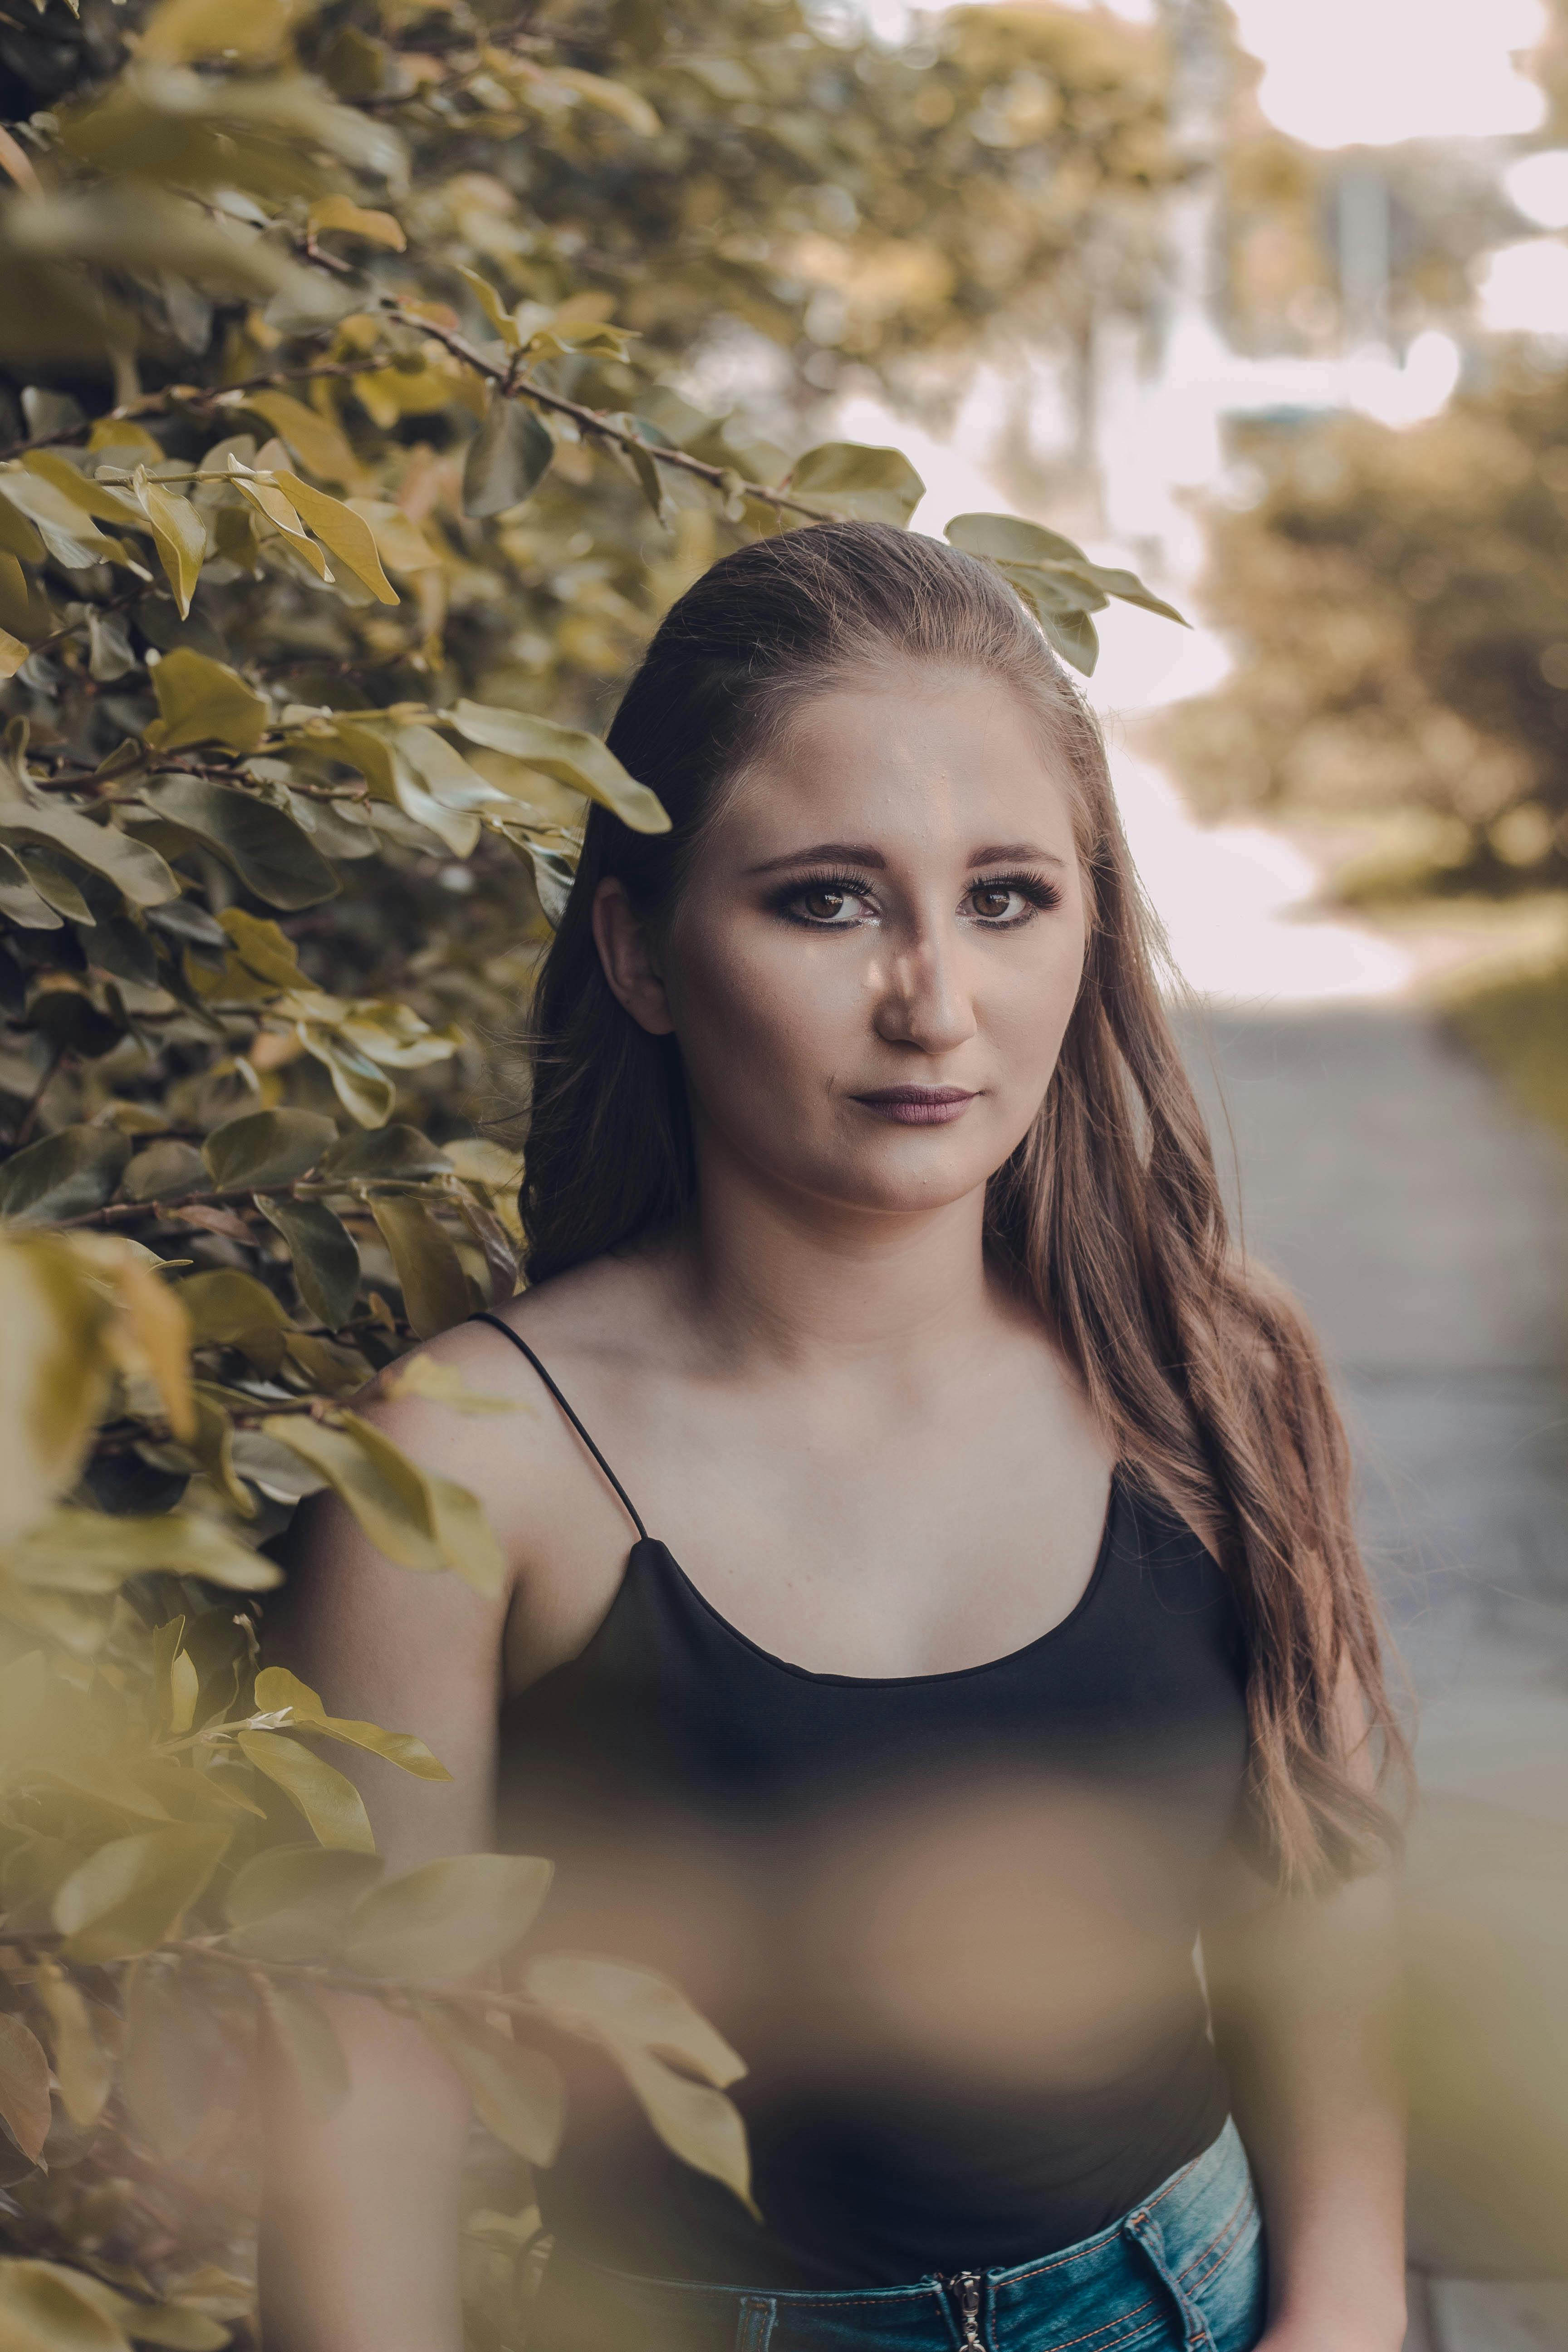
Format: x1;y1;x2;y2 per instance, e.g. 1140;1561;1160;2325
0;1;1179;2344
1159;357;1568;903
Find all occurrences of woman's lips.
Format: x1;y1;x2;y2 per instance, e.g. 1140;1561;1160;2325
851;1086;978;1126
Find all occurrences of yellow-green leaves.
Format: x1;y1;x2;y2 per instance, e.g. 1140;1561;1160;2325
242;390;363;488
0;1127;131;1225
33;1970;112;2128
0;2012;52;2164
942;512;1186;678
308;193;406;250
0;799;180;909
3;1507;280;1593
201;1107;335;1191
133;475;206;618
255;1195;360;1328
527;1955;754;2212
0;1235;118;1547
787;442;926;528
137;775;338;908
450;701;667;833
260;1409;506;1596
271;472;397;603
420;2011;563;2162
369;1195;470;1339
144;648;269;754
140;0;301;68
462;396;554;519
53;1825;232;1962
252;1665;450;1780
236;1729;375;1851
343;1853;553;1981
385;1357;523;1415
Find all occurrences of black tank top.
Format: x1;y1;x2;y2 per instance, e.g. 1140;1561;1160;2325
484;1317;1252;2291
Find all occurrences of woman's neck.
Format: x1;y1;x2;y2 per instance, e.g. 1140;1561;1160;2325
668;1127;1014;1372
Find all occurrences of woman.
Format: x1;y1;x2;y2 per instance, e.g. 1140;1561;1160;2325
261;523;1408;2352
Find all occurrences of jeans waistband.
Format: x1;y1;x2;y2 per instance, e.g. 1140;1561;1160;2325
534;2118;1264;2352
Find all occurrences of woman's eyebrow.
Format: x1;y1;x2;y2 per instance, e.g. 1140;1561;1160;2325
969;842;1066;868
745;841;886;875
745;839;1068;877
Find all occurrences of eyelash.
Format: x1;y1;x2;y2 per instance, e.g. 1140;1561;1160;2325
770;870;1062;929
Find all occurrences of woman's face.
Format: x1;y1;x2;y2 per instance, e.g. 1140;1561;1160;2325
594;666;1090;1222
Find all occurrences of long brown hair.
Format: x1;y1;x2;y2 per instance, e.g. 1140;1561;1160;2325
522;520;1404;1890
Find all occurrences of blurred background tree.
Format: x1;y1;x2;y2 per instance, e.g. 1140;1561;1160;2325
0;0;1179;2345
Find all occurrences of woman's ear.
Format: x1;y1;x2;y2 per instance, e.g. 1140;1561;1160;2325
592;876;675;1036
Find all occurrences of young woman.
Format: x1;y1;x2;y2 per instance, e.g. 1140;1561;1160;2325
260;523;1408;2352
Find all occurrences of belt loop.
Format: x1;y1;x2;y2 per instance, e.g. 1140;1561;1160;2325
735;2292;776;2351
1123;2206;1214;2352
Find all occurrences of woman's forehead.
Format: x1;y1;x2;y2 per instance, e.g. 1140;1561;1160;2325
713;673;1078;861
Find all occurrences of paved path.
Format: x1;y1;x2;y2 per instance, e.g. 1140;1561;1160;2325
1178;1005;1568;2352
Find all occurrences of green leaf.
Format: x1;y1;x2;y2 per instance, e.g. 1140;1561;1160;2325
119;2305;229;2351
224;1842;383;1928
16;846;94;922
945;512;1188;627
34;1968;111;2127
297;1023;396;1127
138;774;339;909
178;1267;292;1346
236;1729;376;1851
253;1664;451;1779
0;1235;117;1548
0;803;181;910
424;1470;507;1600
419;2010;563;2162
320;1124;451;1180
259;1412;442;1570
370;1195;471;1339
53;1823;232;1960
0;626;29;681
0;1126;130;1225
274;470;398;604
0;843;63;927
242;390;362;489
787;442;925;527
308;193;406;249
526;1954;754;2211
0;2261;135;2352
0;2012;51;2165
450;701;668;833
2;1504;281;1592
263;1982;350;2117
0;470;131;568
141;0;298;65
134;476;207;618
456;265;520;348
260;1407;506;1597
462;397;554;518
219;904;306;987
145;647;270;755
385;1357;522;1415
343;1853;553;1981
256;1193;360;1327
202;1107;337;1191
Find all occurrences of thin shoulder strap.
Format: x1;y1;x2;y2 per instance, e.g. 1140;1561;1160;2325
471;1311;649;1543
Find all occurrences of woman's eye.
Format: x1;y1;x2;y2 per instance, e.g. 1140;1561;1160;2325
969;882;1028;921
794;886;866;925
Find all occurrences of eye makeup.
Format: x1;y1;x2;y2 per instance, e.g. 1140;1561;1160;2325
765;867;1063;931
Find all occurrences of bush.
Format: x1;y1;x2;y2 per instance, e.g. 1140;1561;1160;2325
0;0;1179;2342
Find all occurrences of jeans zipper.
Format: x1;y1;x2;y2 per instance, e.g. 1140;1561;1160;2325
942;2270;984;2350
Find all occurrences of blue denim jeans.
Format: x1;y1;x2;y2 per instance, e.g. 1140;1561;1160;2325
531;2118;1268;2351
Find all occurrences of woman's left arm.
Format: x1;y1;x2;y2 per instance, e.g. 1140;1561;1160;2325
1203;1857;1406;2352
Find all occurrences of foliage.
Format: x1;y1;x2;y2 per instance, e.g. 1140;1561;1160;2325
1160;357;1568;902
0;0;1179;2342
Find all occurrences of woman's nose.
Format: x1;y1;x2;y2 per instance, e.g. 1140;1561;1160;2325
872;931;979;1054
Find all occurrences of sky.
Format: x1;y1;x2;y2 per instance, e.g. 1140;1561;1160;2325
990;0;1550;149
